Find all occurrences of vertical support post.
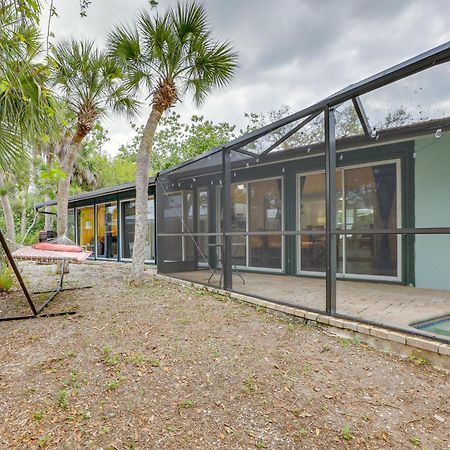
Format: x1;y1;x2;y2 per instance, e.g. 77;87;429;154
192;184;199;269
117;193;120;262
207;183;217;268
325;106;337;314
155;179;164;272
222;149;233;289
93;198;97;260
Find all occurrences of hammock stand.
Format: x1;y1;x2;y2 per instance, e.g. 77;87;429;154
0;229;92;322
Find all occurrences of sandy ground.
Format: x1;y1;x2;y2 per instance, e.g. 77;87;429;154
0;262;448;449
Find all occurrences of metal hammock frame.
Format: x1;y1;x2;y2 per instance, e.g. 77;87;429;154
0;229;92;322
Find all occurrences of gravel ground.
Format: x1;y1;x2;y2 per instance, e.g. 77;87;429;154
0;262;448;449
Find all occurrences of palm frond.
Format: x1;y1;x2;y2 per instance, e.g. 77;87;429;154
0;122;28;171
50;38;138;135
107;1;238;110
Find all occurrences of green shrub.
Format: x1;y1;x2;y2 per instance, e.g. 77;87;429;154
0;261;14;291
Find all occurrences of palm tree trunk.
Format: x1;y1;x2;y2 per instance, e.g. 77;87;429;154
0;172;16;245
131;106;163;282
56;177;70;237
20;185;29;237
44;151;53;230
56;135;82;237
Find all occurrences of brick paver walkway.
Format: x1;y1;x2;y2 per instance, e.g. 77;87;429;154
172;271;450;338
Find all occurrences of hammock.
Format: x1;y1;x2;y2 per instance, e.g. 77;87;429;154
0;231;92;322
12;243;91;264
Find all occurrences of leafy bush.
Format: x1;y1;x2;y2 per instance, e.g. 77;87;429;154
0;261;14;291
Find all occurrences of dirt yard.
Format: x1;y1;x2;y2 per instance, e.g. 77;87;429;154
0;262;448;449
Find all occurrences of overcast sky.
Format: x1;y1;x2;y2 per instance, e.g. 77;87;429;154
44;0;450;155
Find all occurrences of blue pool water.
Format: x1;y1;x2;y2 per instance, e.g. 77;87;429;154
413;315;450;337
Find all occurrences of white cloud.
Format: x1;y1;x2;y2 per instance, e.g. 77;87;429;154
43;0;450;156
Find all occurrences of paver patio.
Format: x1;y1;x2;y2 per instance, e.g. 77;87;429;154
171;270;450;339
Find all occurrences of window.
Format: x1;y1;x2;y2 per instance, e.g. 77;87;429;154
121;198;155;261
218;177;284;270
344;164;398;277
162;193;183;262
68;209;76;242
299;172;343;273
97;202;118;259
249;178;283;269
231;183;247;266
298;161;399;279
77;206;94;253
197;189;209;261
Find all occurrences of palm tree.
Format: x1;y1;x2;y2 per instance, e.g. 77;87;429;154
108;1;238;281
0;2;53;169
49;39;138;236
0;2;54;244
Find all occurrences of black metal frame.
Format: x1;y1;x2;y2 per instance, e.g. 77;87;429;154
155;41;450;343
0;229;91;322
159;41;450;177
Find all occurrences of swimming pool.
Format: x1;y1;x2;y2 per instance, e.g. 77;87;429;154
412;315;450;337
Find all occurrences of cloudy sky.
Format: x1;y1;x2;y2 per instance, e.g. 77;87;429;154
44;0;450;155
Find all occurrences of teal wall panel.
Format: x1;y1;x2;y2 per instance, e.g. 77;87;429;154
415;133;450;290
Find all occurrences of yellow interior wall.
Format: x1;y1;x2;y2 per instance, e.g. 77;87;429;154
79;207;94;246
97;204;118;241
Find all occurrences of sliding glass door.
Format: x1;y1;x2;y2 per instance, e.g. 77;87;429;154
249;178;283;269
96;202;118;259
197;189;209;260
77;206;95;253
298;160;400;280
298;171;343;273
121;197;156;262
344;164;398;277
217;177;283;271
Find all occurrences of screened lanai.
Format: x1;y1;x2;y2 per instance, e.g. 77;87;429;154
156;42;450;343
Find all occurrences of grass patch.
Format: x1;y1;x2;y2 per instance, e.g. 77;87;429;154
63;370;81;389
243;376;257;393
106;374;125;391
255;305;267;314
409;436;421;446
37;433;52;448
408;350;429;366
102;345;121;366
340;424;353;441
126;352;161;367
337;337;360;348
56;389;69;409
178;399;194;409
32;410;44;421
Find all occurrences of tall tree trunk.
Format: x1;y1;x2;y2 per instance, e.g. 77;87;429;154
44;151;53;230
56;135;83;237
0;172;16;245
131;106;163;282
56;175;71;237
20;185;29;237
44;193;52;230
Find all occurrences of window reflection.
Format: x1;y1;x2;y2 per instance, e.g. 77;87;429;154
299;162;398;278
249;179;282;269
77;206;94;253
122;198;155;261
97;203;118;259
